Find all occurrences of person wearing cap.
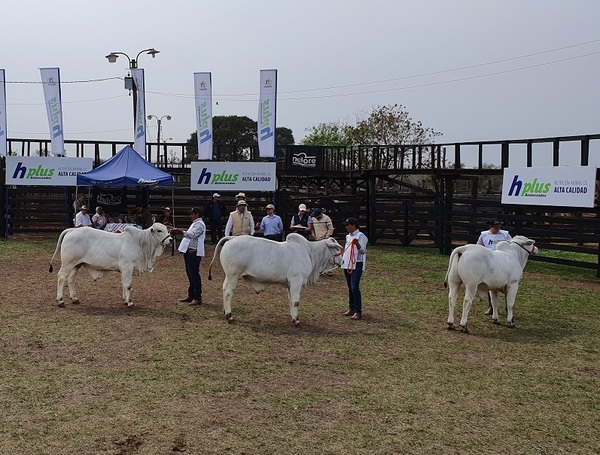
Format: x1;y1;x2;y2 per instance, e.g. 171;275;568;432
341;217;368;320
289;203;312;239
235;192;247;201
309;207;334;241
75;205;92;228
157;207;174;227
224;200;255;236
259;203;284;241
477;219;512;315
169;207;206;306
204;193;227;244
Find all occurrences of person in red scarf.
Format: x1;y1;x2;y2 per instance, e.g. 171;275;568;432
340;217;368;320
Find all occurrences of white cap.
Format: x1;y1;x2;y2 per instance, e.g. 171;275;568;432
213;193;220;198
298;204;307;211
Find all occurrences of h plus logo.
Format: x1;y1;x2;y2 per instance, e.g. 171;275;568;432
508;174;551;196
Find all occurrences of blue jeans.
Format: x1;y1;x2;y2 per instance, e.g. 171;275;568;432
344;262;363;314
183;251;202;300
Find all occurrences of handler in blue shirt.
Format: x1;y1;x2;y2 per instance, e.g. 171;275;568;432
259;204;284;241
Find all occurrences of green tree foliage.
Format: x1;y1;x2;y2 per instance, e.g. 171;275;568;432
185;115;295;162
301;104;442;146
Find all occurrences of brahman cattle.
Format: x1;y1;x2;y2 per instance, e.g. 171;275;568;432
48;223;172;307
444;235;538;333
208;233;343;325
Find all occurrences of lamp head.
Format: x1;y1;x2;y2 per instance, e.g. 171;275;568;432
146;48;160;58
105;52;119;63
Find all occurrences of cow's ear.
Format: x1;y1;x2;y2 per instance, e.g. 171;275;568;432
151;227;154;233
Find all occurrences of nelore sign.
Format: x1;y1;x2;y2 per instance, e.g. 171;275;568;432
501;166;597;208
288;146;322;171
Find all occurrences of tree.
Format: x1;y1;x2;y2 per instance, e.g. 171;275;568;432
185;115;295;162
301;121;354;146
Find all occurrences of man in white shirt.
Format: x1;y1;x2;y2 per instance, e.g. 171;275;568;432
75;205;92;228
169;207;206;306
224;200;255;236
477;219;512;315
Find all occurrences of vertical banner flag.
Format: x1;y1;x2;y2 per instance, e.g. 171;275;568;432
258;69;277;158
194;72;213;160
131;68;147;158
0;69;7;157
40;67;65;156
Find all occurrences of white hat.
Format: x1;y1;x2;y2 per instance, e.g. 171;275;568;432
236;200;247;207
236;192;246;199
163;207;171;211
213;193;221;198
298;204;307;211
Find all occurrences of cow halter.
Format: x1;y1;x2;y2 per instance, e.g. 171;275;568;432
511;240;535;255
160;233;172;244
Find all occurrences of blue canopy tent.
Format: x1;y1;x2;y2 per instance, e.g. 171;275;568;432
76;145;175;226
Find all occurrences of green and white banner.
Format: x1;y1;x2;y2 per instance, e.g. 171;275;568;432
132;68;146;158
40;67;65;156
0;69;6;157
258;69;277;158
6;156;93;186
190;162;276;191
502;166;597;208
194;72;213;160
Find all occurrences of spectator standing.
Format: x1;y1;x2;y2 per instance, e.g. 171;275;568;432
75;205;92;227
169;207;206;306
259;203;284;241
204;193;227;244
477;219;512;315
289;203;312;239
91;206;108;230
73;194;86;214
341;217;368;320
235;192;247;202
225;200;254;236
157;207;174;227
309;208;334;241
135;204;154;229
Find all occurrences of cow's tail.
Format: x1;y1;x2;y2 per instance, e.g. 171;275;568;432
443;246;466;288
208;236;233;281
48;228;72;273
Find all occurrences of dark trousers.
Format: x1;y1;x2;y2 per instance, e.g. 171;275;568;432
209;218;223;244
344;262;363;314
183;251;202;300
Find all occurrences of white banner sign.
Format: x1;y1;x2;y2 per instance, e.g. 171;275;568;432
190;162;276;191
40;67;65;156
194;72;213;160
0;69;6;157
6;156;93;186
132;68;147;158
258;69;277;158
502;166;597;208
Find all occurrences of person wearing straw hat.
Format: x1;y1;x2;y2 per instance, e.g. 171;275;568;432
157;206;174;227
341;217;368;320
224;200;255;236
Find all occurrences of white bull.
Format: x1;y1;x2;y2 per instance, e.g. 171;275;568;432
208;233;343;325
444;235;538;333
48;223;172;307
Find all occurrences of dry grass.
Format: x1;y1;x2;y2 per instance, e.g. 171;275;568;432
0;236;599;454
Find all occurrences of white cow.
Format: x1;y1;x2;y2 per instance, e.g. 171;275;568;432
208;233;343;325
444;235;538;333
48;223;172;307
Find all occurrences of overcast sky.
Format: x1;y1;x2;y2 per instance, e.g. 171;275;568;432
2;0;599;164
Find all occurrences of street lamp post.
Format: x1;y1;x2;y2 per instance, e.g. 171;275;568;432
105;48;160;157
147;114;172;164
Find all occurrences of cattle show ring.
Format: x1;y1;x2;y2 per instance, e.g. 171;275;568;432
1;141;600;454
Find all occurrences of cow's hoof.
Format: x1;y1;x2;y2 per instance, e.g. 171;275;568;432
293;319;300;327
227;317;235;324
492;318;500;325
127;302;134;307
57;301;65;308
459;325;469;333
72;299;81;305
507;321;515;328
447;323;455;330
